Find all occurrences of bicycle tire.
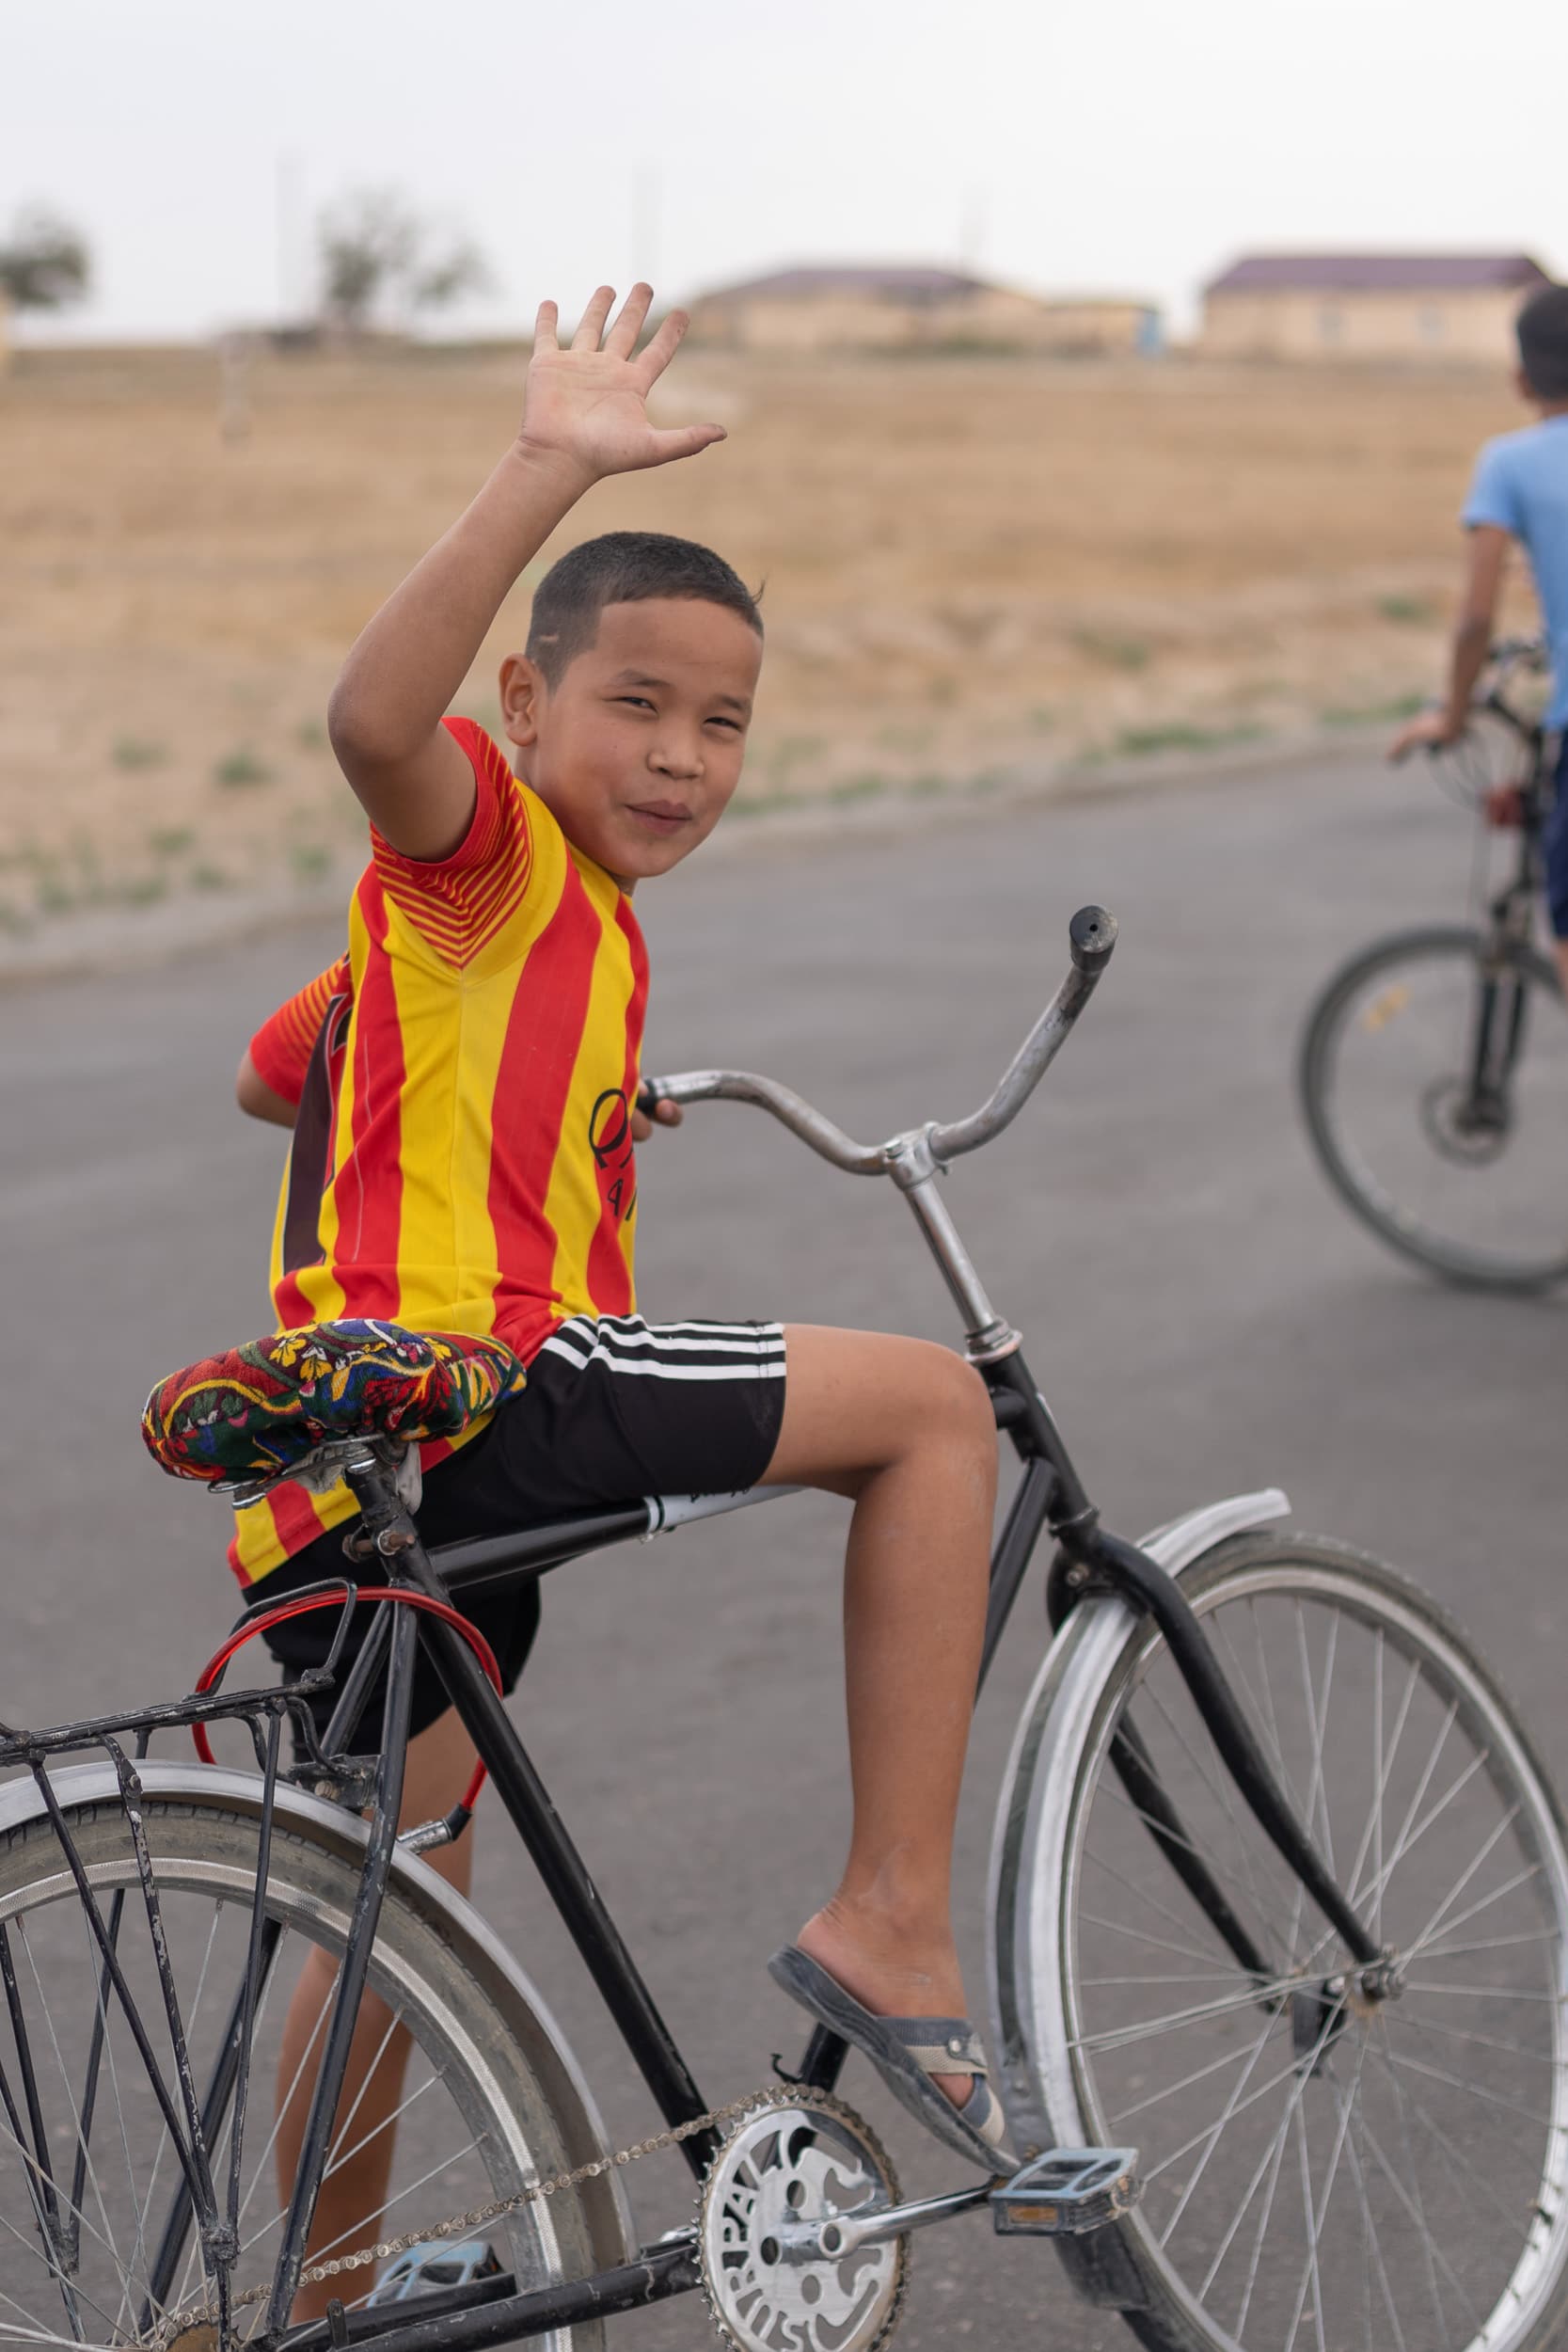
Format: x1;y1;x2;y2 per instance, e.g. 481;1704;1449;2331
1298;922;1568;1291
994;1534;1568;2352
0;1779;626;2351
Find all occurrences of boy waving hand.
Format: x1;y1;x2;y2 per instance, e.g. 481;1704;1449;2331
241;283;1007;2311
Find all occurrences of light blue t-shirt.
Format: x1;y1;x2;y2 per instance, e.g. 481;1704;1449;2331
1463;415;1568;728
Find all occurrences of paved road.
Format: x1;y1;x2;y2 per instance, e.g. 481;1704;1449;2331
3;749;1564;2348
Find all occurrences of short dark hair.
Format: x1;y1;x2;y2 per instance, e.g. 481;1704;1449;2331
525;531;762;687
1516;284;1568;400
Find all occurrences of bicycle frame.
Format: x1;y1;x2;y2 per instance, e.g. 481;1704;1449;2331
15;906;1395;2352
236;1251;1382;2349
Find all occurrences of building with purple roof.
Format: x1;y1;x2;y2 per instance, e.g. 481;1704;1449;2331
1200;252;1552;364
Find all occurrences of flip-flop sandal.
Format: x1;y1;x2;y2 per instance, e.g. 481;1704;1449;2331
768;1943;1016;2171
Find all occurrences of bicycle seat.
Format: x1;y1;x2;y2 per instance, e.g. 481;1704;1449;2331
140;1318;527;1492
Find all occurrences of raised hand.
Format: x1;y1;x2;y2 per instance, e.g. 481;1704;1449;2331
517;283;725;483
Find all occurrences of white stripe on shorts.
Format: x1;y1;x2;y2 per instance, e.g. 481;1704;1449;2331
539;1313;786;1382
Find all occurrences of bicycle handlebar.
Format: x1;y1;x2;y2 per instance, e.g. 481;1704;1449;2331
641;903;1118;1175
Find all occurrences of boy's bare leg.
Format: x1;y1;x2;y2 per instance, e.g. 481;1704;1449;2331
275;1708;479;2323
1554;939;1568;1001
761;1325;997;2108
276;1320;993;2266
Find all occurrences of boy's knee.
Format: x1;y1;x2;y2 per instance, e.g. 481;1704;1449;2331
902;1339;995;1455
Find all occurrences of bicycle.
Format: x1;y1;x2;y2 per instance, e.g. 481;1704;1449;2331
1299;635;1568;1289
3;904;1567;2352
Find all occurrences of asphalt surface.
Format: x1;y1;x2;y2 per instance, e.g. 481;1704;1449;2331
3;747;1565;2349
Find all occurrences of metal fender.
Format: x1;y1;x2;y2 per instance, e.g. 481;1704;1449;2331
984;1487;1290;2309
0;1758;636;2269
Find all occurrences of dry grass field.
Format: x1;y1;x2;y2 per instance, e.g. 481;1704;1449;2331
0;340;1542;931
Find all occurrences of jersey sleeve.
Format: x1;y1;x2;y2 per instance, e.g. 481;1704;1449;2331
247;957;352;1107
368;717;535;967
1462;438;1523;536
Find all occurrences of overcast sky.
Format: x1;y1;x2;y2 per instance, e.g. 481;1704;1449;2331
6;0;1565;342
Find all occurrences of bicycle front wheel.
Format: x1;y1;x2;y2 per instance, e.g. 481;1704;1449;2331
1299;923;1568;1290
0;1778;626;2351
999;1535;1568;2352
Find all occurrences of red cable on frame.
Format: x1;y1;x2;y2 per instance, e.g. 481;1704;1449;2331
193;1585;502;1814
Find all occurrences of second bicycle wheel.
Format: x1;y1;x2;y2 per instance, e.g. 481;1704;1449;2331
999;1534;1568;2352
1299;923;1568;1289
0;1772;628;2352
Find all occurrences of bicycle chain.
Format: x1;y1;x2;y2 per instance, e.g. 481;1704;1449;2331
151;2083;828;2348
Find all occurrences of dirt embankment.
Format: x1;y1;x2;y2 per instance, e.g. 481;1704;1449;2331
0;342;1540;934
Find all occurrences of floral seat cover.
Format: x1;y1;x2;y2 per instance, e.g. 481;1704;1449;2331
141;1319;527;1487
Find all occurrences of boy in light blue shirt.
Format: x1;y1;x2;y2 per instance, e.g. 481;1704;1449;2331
1393;283;1568;986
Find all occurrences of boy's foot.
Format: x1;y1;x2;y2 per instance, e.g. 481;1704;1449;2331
794;1906;973;2106
769;1941;1014;2169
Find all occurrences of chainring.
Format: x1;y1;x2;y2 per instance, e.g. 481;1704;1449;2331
697;2088;907;2352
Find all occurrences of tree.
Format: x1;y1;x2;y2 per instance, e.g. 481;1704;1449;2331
0;208;90;312
316;189;489;334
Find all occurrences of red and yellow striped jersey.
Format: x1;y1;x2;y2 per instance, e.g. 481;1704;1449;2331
247;957;351;1107
230;717;649;1584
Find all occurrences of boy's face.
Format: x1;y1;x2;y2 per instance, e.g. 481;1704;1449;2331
499;597;762;884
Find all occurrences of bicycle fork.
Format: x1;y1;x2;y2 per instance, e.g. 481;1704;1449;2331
1463;950;1532;1133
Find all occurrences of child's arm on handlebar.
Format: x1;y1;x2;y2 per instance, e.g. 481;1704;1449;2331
1388;524;1511;761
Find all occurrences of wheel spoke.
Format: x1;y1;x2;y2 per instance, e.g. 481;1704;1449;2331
1406;1844;1538;1963
1384;2006;1556;2064
1378;2041;1556;2131
1294;1598;1339;1879
1348;1644;1423;1949
1363;2051;1475;2344
1135;1683;1276;1931
0;2179;147;2340
132;1904;225;2309
1231;2063;1303;2343
1345;1704;1464;1917
1071;1975;1302;2057
1077;1910;1235;1971
1415;1926;1558;1963
13;1927;128;2306
1402;1978;1560;2001
1363;2045;1552;2240
1285;2095;1328;2352
293;2137;484;2272
1082;1840;1242;1956
1112;2030;1293;2127
1341;2082;1408;2352
242;2068;448;2258
1161;2004;1283;2250
1139;2043;1325;2188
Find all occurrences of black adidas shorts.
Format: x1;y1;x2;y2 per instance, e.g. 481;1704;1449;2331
251;1314;788;1743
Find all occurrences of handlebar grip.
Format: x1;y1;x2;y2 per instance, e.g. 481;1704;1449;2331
1069;904;1117;975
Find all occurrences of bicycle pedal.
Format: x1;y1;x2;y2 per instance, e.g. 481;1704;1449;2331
990;2146;1139;2235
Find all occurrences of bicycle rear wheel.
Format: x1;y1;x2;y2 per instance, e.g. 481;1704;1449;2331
1298;923;1568;1290
0;1780;625;2351
999;1535;1568;2352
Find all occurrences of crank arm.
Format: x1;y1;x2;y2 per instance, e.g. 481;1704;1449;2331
774;2179;995;2261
